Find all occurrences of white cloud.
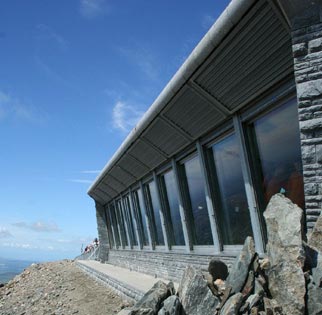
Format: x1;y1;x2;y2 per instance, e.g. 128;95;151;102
112;101;144;133
36;24;68;50
1;242;37;249
67;179;93;184
0;90;47;124
80;170;101;174
0;227;13;238
80;0;107;19
117;43;159;81
12;221;61;233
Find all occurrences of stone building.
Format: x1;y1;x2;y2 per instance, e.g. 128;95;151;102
87;0;322;281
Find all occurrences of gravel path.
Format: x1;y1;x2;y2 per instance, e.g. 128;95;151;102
0;260;131;315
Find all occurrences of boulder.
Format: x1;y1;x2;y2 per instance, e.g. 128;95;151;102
309;213;322;252
130;281;172;315
208;259;228;280
158;295;182;315
178;266;219;315
220;293;243;315
307;282;322;315
264;194;306;315
226;237;256;294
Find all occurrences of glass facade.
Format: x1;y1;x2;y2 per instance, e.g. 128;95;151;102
145;181;165;246
211;133;253;245
250;99;304;210
133;189;149;246
123;196;138;246
161;170;185;246
102;97;304;254
182;156;213;245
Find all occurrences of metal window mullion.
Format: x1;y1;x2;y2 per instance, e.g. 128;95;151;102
107;204;118;249
120;195;132;249
114;200;125;249
171;159;192;252
196;141;221;253
153;171;170;251
129;189;142;249
233;115;265;254
139;181;153;250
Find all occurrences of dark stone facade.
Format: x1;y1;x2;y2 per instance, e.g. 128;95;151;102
95;202;109;262
293;20;322;230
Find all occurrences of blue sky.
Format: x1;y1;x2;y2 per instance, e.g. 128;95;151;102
0;0;230;261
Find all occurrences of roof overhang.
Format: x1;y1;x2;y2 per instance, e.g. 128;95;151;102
88;0;297;205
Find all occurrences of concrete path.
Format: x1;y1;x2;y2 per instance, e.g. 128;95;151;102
76;260;178;304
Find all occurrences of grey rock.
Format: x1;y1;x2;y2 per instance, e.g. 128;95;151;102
158;296;182;315
226;237;256;294
220;293;243;315
246;294;261;309
178;266;219;315
208;259;228;280
304;243;322;287
307;283;322;315
309;212;322;252
130;281;172;315
264;194;306;315
298;79;322;100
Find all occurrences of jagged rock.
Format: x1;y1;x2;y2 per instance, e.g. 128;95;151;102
158;295;182;315
254;279;264;297
246;294;261;309
226;237;256;294
220;293;243;315
241;270;254;298
130;281;172;315
208;259;228;280
205;273;219;296
178;266;219;315
304;243;322;287
307;282;322;315
264;194;306;315
309;213;322;252
130;308;154;315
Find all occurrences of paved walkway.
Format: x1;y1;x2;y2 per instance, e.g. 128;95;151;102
76;260;178;302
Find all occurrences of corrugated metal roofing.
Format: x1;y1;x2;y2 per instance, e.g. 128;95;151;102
88;0;293;205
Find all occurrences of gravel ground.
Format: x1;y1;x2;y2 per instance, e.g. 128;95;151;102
0;260;132;315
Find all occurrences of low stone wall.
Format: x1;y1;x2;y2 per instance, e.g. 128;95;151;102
108;250;236;283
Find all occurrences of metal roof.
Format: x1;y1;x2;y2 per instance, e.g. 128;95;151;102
88;0;295;204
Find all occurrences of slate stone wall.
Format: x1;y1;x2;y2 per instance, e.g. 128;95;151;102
108;250;235;283
95;202;109;262
292;22;322;231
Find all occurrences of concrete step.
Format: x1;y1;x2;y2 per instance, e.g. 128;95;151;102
76;260;178;303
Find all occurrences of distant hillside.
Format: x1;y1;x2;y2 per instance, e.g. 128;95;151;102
0;257;34;284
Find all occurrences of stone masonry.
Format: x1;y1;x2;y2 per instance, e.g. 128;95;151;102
96;202;109;262
293;10;322;231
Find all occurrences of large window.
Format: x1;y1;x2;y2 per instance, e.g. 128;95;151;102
104;207;115;248
160;170;185;246
109;203;121;247
144;181;165;246
248;99;304;211
211;133;253;245
182;156;213;245
132;189;149;246
116;200;128;247
122;195;138;246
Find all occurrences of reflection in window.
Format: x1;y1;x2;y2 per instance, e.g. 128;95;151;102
145;181;165;245
162;170;185;246
123;196;138;246
212;134;253;245
109;204;121;247
252;99;304;210
116;200;128;247
183;156;213;245
133;189;149;246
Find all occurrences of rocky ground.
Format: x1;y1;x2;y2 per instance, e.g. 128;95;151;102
0;260;131;315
